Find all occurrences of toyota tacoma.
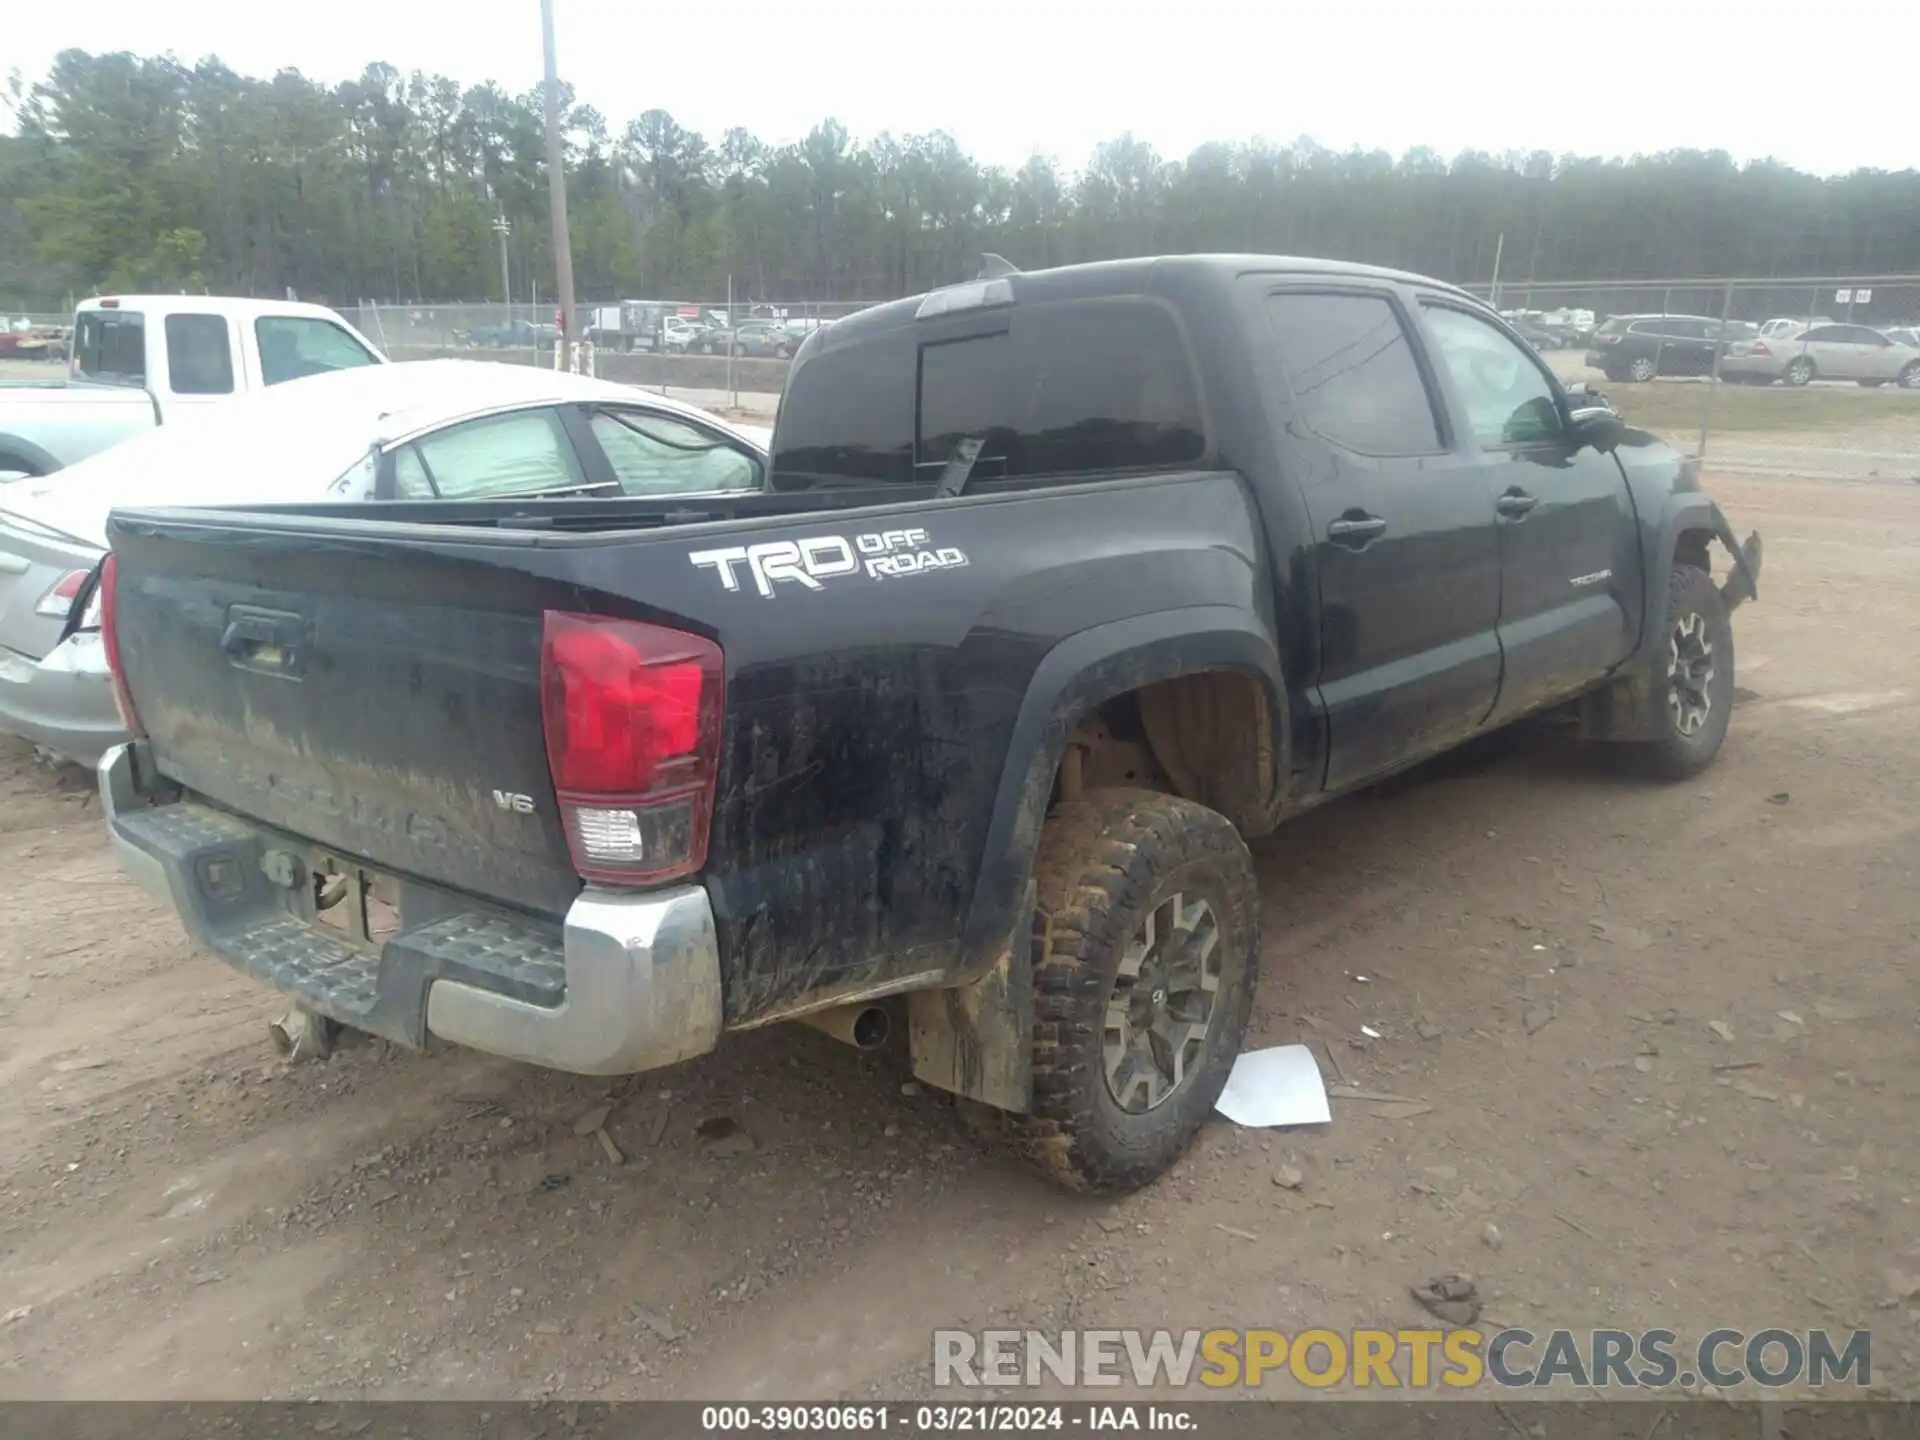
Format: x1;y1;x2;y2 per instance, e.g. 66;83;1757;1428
95;254;1760;1193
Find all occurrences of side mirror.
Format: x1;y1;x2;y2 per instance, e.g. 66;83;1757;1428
1570;405;1626;453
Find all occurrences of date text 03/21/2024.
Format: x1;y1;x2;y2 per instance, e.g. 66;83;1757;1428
699;1405;1190;1432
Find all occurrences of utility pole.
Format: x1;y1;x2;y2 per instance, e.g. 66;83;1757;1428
493;214;511;314
540;0;576;352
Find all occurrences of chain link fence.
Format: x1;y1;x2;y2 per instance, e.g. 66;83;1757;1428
1461;275;1920;478
11;276;1916;476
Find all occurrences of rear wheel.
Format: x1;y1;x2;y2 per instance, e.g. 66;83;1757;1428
1785;357;1815;387
1017;788;1258;1194
1900;362;1920;390
1622;564;1735;781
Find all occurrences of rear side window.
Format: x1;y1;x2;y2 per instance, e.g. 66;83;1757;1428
587;408;763;495
773;329;917;484
394;408;586;499
73;310;146;385
164;314;235;395
1264;292;1442;456
771;297;1206;488
915;300;1206;483
256;316;380;386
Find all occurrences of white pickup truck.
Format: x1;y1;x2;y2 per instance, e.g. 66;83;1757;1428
0;295;386;478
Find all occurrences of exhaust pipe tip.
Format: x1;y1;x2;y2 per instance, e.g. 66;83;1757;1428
848;1005;889;1049
797;1003;891;1051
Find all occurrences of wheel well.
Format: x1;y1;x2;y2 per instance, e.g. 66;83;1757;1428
1674;528;1713;573
1052;669;1279;835
0;451;45;478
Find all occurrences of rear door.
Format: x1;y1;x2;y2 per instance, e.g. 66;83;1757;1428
1414;299;1641;721
1260;286;1502;791
1660;318;1713;375
1798;325;1848;378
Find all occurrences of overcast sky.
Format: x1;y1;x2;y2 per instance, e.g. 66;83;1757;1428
7;0;1908;176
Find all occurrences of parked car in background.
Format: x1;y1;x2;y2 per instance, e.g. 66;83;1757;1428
730;320;802;358
0;360;771;767
0;296;385;479
1720;323;1920;388
461;318;560;350
1758;316;1832;340
663;316;706;352
1509;316;1566;352
1586;314;1755;382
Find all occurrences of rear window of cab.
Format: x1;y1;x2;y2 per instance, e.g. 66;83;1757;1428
773;297;1206;489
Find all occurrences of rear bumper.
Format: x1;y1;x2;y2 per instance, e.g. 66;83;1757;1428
0;632;125;767
98;742;723;1076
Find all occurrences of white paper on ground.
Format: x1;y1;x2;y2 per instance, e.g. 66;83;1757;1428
1213;1043;1332;1128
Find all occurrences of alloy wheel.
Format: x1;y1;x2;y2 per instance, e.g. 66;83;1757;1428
1667;611;1716;736
1102;891;1223;1114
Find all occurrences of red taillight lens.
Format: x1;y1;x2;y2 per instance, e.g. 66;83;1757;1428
99;554;145;738
540;611;723;886
34;569;88;619
1752;341;1772;356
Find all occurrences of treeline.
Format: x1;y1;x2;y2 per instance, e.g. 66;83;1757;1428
4;48;1920;311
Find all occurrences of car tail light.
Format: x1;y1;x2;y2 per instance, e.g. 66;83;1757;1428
34;569;89;619
540;611;724;886
1752;341;1772;356
98;554;145;738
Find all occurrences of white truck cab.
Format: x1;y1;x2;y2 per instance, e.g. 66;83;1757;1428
0;295;386;478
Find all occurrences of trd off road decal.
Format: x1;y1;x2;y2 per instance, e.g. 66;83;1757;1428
688;527;969;598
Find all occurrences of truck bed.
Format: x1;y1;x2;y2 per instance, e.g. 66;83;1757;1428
105;471;1271;1027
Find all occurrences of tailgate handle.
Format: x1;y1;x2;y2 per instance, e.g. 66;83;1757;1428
221;606;309;678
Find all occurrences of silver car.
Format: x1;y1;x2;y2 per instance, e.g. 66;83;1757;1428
1720;322;1920;388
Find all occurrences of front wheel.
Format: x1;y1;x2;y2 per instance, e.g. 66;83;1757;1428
1626;355;1658;382
1622;564;1735;781
1017;788;1259;1194
1899;362;1920;390
1785;357;1815;387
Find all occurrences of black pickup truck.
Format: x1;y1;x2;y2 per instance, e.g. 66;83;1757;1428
96;254;1760;1194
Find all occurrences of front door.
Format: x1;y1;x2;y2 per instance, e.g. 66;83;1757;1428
1262;287;1503;792
1415;300;1643;723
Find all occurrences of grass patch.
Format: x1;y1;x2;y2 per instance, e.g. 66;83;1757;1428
1602;382;1920;437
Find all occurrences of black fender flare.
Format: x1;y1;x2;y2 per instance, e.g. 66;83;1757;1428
0;433;61;476
1644;494;1761;655
1585;493;1761;743
953;604;1286;980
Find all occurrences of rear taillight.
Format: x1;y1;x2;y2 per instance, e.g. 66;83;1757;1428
99;554;145;738
34;569;88;619
540;611;723;887
1752;341;1772;356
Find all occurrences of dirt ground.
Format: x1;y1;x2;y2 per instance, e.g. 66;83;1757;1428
1;468;1917;1402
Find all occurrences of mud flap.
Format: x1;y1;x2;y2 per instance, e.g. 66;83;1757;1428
1720;529;1762;612
909;881;1037;1114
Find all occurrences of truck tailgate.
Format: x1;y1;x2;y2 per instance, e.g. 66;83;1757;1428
107;519;600;916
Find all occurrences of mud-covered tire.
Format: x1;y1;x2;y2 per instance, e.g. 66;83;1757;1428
1016;788;1258;1194
1623;564;1735;781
